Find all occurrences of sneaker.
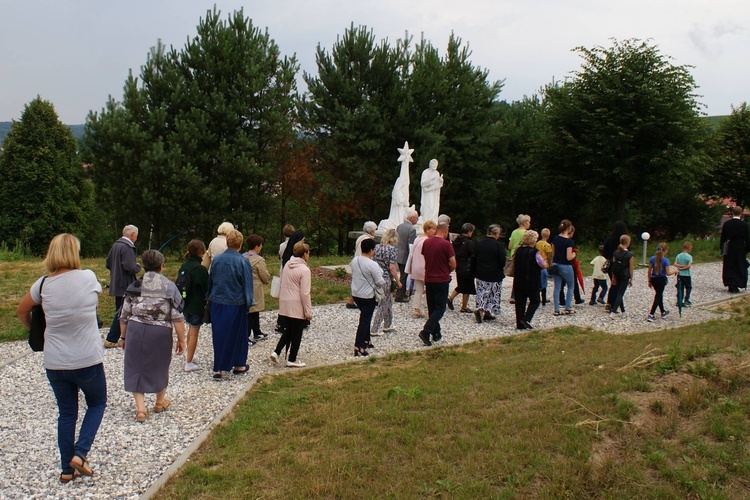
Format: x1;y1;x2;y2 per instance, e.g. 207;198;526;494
589;301;596;306
597;299;606;305
432;333;442;342
270;352;280;364
609;311;620;319
286;359;306;368
248;339;257;346
383;327;396;333
684;300;693;307
661;310;670;319
103;340;122;349
370;330;383;337
575;299;586;305
646;314;655;322
253;333;268;341
418;331;432;346
184;362;200;372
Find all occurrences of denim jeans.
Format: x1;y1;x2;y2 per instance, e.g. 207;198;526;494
46;363;107;473
553;263;574;312
424;282;449;339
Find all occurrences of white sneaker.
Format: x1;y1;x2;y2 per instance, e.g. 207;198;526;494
270;352;280;364
184;362;200;372
370;331;384;336
286;359;306;368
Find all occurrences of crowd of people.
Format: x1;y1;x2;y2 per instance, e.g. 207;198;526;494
15;206;750;483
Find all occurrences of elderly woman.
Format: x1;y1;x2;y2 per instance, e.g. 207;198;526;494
270;242;313;367
512;230;546;329
17;234;106;482
346;221;377;309
203;221;234;270
350;238;386;356
243;234;271;343
508;214;530;304
120;250;186;423
473;224;506;323
208;229;254;380
371;228;401;335
405;220;436;318
447;222;476;312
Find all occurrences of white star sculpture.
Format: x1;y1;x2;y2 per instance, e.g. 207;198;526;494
397;141;414;164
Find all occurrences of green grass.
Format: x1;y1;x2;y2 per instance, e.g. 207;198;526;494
154;308;750;498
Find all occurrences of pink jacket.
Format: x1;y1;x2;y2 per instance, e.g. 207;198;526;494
279;256;312;320
405;235;428;281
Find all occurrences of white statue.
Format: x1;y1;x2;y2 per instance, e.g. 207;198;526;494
420;158;443;225
378;141;415;232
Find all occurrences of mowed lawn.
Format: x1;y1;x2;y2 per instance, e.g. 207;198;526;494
157;299;750;498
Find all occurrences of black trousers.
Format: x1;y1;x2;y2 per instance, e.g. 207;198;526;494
274;316;305;362
514;287;540;327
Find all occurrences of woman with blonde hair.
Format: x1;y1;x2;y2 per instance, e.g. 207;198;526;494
405;220;436;318
203;221;234;270
17;234;105;482
512;230;546;329
371;228;400;335
207;230;254;379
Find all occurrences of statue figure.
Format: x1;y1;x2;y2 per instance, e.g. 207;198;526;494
378;141;415;232
420;159;443;225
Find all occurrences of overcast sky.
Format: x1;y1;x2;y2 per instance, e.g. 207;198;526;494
1;0;748;124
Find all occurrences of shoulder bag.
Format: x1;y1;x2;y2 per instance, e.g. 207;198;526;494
28;276;47;352
357;258;385;303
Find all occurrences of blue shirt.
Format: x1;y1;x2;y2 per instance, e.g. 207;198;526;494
649;256;670;278
207;249;255;306
552;235;575;265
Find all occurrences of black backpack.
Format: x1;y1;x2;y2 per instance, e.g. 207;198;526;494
175;262;201;299
610;250;632;279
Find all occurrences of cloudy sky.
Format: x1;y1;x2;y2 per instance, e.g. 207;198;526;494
1;0;748;124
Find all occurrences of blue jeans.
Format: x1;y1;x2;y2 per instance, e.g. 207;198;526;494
46;363;107;473
353;296;377;349
424;282;449;339
553;264;575;312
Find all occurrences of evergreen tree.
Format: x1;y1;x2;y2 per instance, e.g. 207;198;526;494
0;97;93;254
707;102;750;208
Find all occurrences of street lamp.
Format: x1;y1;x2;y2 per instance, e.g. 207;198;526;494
641;232;650;266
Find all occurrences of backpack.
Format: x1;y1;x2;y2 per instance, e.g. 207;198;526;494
175;262;201;300
610;250;632;279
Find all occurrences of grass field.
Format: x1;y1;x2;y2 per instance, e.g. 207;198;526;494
155;299;750;498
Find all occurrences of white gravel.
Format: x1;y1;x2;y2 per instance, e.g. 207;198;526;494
0;261;744;499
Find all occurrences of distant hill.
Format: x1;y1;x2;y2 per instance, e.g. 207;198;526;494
0;122;85;144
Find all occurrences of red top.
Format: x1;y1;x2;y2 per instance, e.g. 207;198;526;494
421;236;455;283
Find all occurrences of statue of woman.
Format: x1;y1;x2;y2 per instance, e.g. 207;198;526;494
420;159;443;224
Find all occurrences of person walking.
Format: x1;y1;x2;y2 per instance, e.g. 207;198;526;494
395;210;418;302
647;242;678;321
104;225;140;348
447;223;476;313
473;224;506;323
17;234;106;483
418;222;456;346
720;206;750;293
350;238;386;357
244;234;271;344
178;240;209;372
405;220;436;318
512;230;546;329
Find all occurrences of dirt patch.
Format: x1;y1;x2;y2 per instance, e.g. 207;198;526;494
311;266;351;286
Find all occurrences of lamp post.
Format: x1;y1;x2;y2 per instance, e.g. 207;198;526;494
641;232;650;266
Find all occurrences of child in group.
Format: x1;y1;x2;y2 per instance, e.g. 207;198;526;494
535;228;552;305
647;242;678;322
674;241;694;306
589;245;608;305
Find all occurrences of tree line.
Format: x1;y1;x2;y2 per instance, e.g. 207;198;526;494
1;8;748;256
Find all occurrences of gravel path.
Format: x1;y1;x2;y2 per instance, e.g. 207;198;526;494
0;261;745;499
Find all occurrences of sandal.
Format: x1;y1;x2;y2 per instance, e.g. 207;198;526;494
459;308;473;313
60;470;80;483
564;309;576;315
136;409;149;423
232;364;250;375
70;454;93;476
153;397;171;413
553;311;562;316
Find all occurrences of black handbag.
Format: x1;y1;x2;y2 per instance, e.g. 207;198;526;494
28;276;47;352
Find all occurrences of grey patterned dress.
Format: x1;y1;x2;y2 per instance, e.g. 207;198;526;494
121;272;184;393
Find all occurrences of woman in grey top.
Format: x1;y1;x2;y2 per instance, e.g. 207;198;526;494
120;250;186;423
17;233;106;483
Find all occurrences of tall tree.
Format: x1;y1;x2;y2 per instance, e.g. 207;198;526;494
0;97;93;254
707;102;750;208
541;39;706;234
301;24;408;252
83;8;298;246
